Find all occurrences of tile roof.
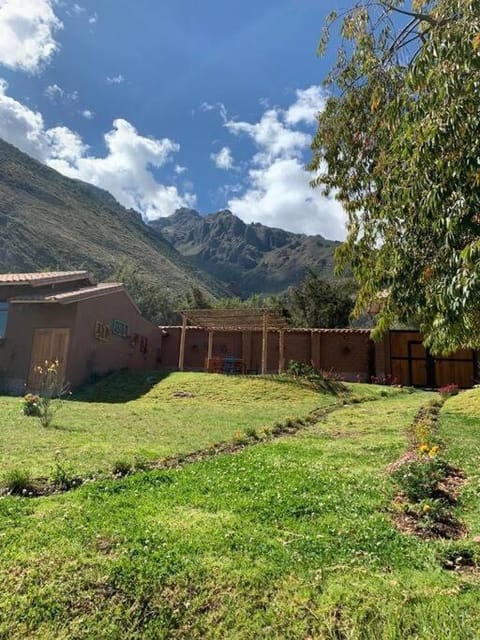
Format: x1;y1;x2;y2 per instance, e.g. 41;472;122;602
9;283;124;305
0;271;94;286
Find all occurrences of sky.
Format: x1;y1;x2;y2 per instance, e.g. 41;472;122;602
0;0;348;240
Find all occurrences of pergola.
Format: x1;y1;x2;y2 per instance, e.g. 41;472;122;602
178;308;290;374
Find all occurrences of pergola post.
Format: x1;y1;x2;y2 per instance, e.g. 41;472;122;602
178;313;187;371
261;310;268;375
207;330;214;370
278;329;285;374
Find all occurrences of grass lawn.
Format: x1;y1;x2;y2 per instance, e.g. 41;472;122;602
3;379;480;638
0;370;373;478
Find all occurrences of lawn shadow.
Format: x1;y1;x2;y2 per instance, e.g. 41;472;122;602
73;369;173;404
259;373;348;397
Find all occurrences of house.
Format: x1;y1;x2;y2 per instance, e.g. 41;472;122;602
0;271;163;394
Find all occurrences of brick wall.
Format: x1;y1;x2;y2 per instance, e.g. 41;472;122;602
159;326;376;382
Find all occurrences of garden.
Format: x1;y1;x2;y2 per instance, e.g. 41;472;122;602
0;369;479;638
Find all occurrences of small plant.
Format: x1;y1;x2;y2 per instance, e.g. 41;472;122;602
112;459;133;477
3;468;35;495
244;426;259;440
22;393;41;417
32;360;70;428
391;457;451;502
370;374;398;386
439;383;459;399
51;452;77;490
233;430;249;445
286;360;345;394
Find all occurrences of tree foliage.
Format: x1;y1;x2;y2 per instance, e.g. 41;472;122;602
286;271;354;328
311;0;480;353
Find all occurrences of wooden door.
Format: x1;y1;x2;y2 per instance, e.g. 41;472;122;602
28;328;70;391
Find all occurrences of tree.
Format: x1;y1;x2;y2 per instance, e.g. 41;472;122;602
310;0;480;353
286;271;354;328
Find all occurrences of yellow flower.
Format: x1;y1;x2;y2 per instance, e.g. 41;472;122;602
428;445;439;457
422;504;432;513
418;444;430;454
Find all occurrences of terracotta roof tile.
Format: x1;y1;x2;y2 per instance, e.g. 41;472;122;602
0;271;94;286
9;283;124;305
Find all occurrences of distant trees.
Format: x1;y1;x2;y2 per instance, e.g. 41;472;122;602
113;262;354;329
285;271;354;328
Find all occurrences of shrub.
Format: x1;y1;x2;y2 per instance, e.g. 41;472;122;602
391;457;450;502
244;426;259;440
51;453;78;490
439;383;459;398
3;468;35;495
286;360;345;394
22;393;41;417
112;460;133;477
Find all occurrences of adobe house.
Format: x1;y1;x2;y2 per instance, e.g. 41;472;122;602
0;271;163;394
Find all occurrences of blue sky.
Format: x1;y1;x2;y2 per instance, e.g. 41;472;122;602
0;0;347;239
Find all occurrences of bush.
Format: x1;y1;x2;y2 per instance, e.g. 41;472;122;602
22;394;41;417
244;426;259;440
51;453;78;490
3;468;35;495
112;460;133;477
391;457;450;502
439;383;459;398
286;360;345;394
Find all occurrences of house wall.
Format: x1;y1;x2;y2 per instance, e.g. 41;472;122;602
0;303;76;394
159;326;376;381
67;291;163;388
0;290;163;394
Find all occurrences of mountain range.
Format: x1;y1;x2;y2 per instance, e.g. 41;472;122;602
0;137;339;299
0;138;224;298
151;208;339;297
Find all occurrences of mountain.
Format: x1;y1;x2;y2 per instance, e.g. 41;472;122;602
0;139;226;297
151;208;340;296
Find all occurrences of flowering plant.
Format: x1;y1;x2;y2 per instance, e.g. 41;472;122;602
438;383;459;398
23;393;41;417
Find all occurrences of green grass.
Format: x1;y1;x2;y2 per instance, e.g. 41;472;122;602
0;370;381;478
438;389;480;538
1;379;479;638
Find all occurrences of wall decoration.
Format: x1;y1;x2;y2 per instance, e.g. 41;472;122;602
112;319;129;338
140;336;148;354
130;333;139;348
95;321;111;342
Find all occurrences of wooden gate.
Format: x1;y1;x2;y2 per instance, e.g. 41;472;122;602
28;328;70;391
389;331;477;388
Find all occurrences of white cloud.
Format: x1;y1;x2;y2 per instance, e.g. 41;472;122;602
226;109;309;166
224;85;346;240
200;101;227;122
285;85;326;125
81;109;94;119
88;13;97;24
210;146;234;170
106;74;124;85
0;80;195;219
174;164;187;175
228;157;346;239
72;3;85;14
44;83;78;102
0;0;62;73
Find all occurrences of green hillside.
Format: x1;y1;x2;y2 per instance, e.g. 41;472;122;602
0;139;225;297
